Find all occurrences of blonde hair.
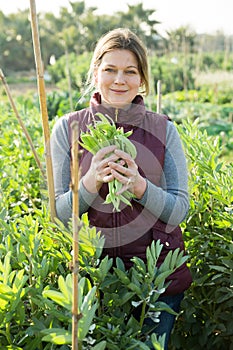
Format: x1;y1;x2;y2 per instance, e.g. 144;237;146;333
87;28;149;96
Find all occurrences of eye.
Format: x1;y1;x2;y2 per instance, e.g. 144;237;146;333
125;70;137;75
104;68;115;73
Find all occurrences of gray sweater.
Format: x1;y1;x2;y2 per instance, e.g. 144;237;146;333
51;115;189;227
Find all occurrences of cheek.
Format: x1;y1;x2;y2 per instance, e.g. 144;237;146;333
132;77;142;88
98;75;112;87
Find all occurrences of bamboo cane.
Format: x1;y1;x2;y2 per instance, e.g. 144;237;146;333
71;120;80;350
0;69;46;180
29;0;56;220
157;80;162;114
65;45;74;111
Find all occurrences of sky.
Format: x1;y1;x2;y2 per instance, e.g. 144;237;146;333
0;0;233;36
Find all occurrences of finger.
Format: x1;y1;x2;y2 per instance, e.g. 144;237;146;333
97;153;120;171
108;161;130;176
102;173;114;183
109;165;138;194
96;165;114;183
96;145;117;160
114;148;132;160
108;160;137;178
119;159;126;166
110;168;131;188
114;149;137;169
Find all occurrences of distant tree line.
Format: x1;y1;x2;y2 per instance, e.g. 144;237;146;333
0;1;233;74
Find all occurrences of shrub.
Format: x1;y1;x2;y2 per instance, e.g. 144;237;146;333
170;119;233;350
1;99;232;349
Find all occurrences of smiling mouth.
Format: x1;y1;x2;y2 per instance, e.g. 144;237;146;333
111;89;127;93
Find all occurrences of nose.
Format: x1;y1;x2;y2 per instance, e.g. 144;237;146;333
114;71;125;84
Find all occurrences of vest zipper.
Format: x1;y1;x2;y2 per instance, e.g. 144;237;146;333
115;108;118;122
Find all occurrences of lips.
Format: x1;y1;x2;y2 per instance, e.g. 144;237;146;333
110;89;128;93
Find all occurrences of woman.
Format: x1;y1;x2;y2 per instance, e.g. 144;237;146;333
51;28;192;349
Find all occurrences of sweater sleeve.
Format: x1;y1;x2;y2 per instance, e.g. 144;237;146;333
136;120;189;226
50;116;97;225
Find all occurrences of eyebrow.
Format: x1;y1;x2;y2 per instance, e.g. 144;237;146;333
104;64;138;69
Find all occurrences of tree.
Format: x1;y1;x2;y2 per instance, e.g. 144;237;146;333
0;10;34;72
165;25;196;54
163;26;197;90
117;3;161;51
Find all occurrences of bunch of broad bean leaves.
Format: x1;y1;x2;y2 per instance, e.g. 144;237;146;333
79;112;137;211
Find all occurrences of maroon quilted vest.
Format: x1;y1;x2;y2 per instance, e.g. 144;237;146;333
68;94;192;295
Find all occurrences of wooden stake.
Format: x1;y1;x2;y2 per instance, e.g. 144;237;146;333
157;80;162;114
0;69;46;180
65;45;74;111
29;0;56;220
71;120;80;350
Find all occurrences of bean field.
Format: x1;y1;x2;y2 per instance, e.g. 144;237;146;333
0;77;232;349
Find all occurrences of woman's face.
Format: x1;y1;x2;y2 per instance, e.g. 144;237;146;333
94;49;142;108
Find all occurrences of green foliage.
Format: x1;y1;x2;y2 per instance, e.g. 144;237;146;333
161;93;233;160
1;93;233;349
170;120;233;350
46;90;89;118
150;54;195;93
42;275;98;344
0;209;73;349
48;52;91;89
0;96;183;349
0;10;34;73
0;1;161;74
0;207;181;349
164;87;233;106
197;52;233;72
0;101;44;219
37;233;183;349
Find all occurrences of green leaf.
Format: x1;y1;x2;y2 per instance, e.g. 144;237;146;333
13;269;28;291
154;270;173;288
116;257;126;271
151;332;166;350
114;268;130;285
92;341;107;350
2;252;12;285
120;292;135;305
152;301;178;315
97;256;113;281
131;256;146;275
209;265;227;273
58;275;72;303
127;282;142;295
170;248;180;270
78;287;98;340
42;328;72;344
42;290;71;310
0;283;12;295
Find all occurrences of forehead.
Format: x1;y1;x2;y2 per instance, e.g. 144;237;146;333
101;49;138;67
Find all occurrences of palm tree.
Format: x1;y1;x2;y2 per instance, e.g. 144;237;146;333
117;3;161;51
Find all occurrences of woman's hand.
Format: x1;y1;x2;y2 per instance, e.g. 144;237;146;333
108;149;147;199
82;145;119;193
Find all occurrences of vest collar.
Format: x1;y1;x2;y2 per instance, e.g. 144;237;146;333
90;92;146;127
